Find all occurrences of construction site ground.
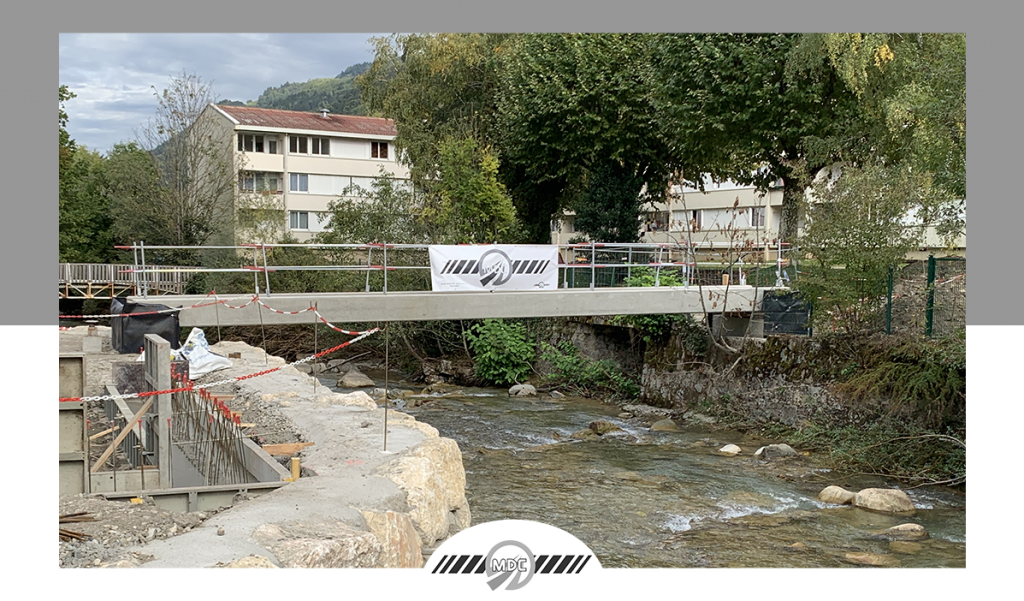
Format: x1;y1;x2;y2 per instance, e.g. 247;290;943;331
58;326;466;568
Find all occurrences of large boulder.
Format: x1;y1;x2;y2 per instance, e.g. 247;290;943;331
818;485;856;505
509;384;537;397
252;521;383;568
753;444;798;460
650;419;681;432
359;510;424;568
588;420;623;435
853;488;916;514
339;369;375;388
376;437;471;546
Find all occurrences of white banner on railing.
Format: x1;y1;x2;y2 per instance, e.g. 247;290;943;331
429;245;559;291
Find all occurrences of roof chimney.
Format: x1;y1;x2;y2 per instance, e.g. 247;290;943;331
319;107;330;118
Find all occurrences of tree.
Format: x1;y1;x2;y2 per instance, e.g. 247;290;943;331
59;86;115;263
571;160;646;243
790;33;966;242
497;34;674;242
429;136;519;243
117;72;239;264
651;34;864;240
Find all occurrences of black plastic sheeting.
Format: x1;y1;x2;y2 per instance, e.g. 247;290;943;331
762;292;811;336
110;298;181;354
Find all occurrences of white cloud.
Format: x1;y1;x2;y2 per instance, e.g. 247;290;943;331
59;33;384;153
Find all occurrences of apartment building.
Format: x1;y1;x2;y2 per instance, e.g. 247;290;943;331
551;173;965;261
198;104;411;242
551;178;785;260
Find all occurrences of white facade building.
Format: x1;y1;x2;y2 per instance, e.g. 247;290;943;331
200;104;411;242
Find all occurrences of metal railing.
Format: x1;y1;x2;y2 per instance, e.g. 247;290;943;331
117;240;792;297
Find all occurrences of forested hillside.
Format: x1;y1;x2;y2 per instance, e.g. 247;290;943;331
220;62;370;115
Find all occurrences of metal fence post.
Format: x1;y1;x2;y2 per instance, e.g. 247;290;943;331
926;254;936;337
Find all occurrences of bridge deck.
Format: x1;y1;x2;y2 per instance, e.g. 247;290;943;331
132;286;769;326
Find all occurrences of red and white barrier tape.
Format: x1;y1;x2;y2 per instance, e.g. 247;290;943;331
58;327;380;403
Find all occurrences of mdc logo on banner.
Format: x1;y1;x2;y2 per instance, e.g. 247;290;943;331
424;520;601;593
429;245;559;291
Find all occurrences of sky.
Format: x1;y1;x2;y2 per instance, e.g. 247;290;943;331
58;33;386;154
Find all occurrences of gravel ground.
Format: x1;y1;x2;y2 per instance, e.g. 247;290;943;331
59;496;223;568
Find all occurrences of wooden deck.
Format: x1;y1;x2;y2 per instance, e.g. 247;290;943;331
59;263;193;299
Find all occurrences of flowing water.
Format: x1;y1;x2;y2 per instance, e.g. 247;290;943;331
344;376;966;568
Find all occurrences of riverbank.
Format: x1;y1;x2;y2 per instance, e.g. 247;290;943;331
59;327;470;568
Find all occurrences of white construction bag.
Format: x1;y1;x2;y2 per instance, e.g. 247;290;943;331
173;328;232;379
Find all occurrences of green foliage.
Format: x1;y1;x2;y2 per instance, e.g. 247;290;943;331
609;268;687;344
540;341;640;399
465;319;534;386
430;136;519;243
834;334;965;430
572;160;646;243
255;63;370;115
763;420;965;486
798;164;934;333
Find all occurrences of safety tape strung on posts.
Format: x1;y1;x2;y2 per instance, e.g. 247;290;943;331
57;328;380;403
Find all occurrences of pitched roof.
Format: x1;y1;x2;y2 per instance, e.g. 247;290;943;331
216;105;397;137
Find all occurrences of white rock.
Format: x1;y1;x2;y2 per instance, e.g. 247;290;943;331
508;384;537;397
818;485;856;505
340;369;375;388
718;444;742;455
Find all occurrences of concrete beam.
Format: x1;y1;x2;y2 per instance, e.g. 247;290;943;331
132;286;769;327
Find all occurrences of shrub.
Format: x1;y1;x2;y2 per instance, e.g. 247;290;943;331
540;341;640;399
465;319;534;386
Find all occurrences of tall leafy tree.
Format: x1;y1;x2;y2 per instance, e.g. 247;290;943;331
429;136;519;243
572;160;646;243
497;34;675;242
59;86;114;262
122;72;239;264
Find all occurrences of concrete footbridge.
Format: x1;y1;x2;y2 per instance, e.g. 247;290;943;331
141;286;769;327
118;241;787;327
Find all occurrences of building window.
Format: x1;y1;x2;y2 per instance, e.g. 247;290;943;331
672;210;702;230
372;141;389;159
238;133;277;153
645;211;669;232
289;211;309;230
311;137;330;155
239;172;282;193
289;173;309;192
289;136;308;154
751;206;766;228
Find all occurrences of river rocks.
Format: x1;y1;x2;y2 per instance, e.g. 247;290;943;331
252;521;382;568
853;488;916;514
754;444;798;460
818;485;856;505
571;429;599;440
889;541;923;554
871;523;929;541
843;552;900;567
294;364;313;374
588;420;623;435
220;555;278;568
339;369;375;388
549;390;566;399
718;444;742;456
376;436;471;546
788;542;808;551
359;510;424;568
621;404;671;419
650;418;681;432
509;384;537;397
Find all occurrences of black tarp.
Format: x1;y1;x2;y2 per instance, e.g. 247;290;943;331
762;292;811;336
110;298;181;354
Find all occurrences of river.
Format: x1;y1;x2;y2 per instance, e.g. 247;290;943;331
340;376;966;568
